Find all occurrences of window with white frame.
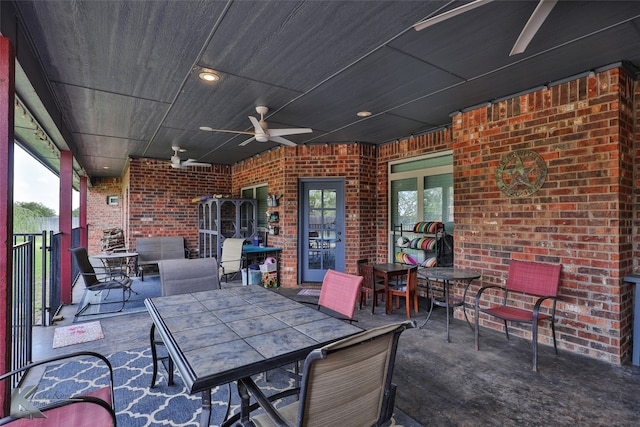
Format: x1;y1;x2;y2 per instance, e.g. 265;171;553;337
389;152;454;233
242;184;269;230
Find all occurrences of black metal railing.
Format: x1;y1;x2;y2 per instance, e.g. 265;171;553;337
11;241;33;386
9;226;86;382
13;232;49;327
48;227;83;325
48;232;62;325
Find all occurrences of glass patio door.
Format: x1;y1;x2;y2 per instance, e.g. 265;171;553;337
300;179;345;283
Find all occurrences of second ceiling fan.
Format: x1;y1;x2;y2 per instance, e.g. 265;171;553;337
413;0;557;56
200;106;312;147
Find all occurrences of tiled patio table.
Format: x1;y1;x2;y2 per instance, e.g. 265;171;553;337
145;285;361;427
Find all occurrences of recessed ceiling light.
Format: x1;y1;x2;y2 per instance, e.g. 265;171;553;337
199;71;220;82
103;166;110;169
357;111;372;117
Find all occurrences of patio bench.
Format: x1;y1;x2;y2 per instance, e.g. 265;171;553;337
474;259;562;371
135;236;188;280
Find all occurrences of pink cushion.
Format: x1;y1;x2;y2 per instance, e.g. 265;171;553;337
8;387;113;427
484;306;551;323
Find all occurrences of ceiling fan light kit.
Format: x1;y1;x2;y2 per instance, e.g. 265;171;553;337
200;105;312;147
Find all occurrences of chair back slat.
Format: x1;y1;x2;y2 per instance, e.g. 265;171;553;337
318;269;363;320
506;260;561;297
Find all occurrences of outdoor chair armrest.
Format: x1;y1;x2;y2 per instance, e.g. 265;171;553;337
238;377;292;427
298;300;358;323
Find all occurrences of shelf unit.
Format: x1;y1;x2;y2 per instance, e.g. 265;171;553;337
198;198;258;260
392;222;447;268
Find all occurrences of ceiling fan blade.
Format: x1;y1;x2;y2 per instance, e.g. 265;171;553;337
199;126;255;135
509;0;557;56
239;136;256;146
183;159;211;167
248;116;267;136
270;136;297;147
413;0;494;31
268;128;313;137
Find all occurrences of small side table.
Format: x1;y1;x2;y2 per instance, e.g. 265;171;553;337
623;274;640;366
419;267;481;342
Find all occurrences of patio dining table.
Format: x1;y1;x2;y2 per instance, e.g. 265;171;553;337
144;285;362;427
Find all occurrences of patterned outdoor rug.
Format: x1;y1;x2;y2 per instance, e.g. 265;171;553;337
74;275;161;323
34;347;423;427
52;321;104;349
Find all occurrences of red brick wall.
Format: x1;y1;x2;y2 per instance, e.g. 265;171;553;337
233;144;377;287
86;67;637;364
87;177;124;254
127;158;232;256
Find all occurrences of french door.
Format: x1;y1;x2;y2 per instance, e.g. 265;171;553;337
300;179;345;283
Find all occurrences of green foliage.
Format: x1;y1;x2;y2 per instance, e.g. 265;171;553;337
15;201;56;217
13;202;57;233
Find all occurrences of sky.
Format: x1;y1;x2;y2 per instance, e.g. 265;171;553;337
14;144;79;215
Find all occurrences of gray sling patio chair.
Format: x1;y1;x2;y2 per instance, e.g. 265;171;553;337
150;257;221;387
236;320;416;427
69;246;133;318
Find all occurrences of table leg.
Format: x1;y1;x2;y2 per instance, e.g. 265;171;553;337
444;280;451;343
200;389;212;427
419;279;435;328
238;378;251;425
385;273;391;314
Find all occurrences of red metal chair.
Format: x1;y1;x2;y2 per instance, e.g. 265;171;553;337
0;351;116;426
474;259;562;371
316;269;363;323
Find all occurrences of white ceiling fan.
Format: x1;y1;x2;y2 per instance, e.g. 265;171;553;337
169;146;211;169
413;0;557;56
199;105;312;147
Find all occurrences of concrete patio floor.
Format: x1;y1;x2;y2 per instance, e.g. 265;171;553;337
32;279;640;426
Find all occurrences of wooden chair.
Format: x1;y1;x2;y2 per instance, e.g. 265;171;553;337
0;351;116;426
150;257;221;387
218;238;245;282
316;269;363;322
357;261;386;314
388;266;419;318
69;246;133;318
474;259;562;371
237;321;416;427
